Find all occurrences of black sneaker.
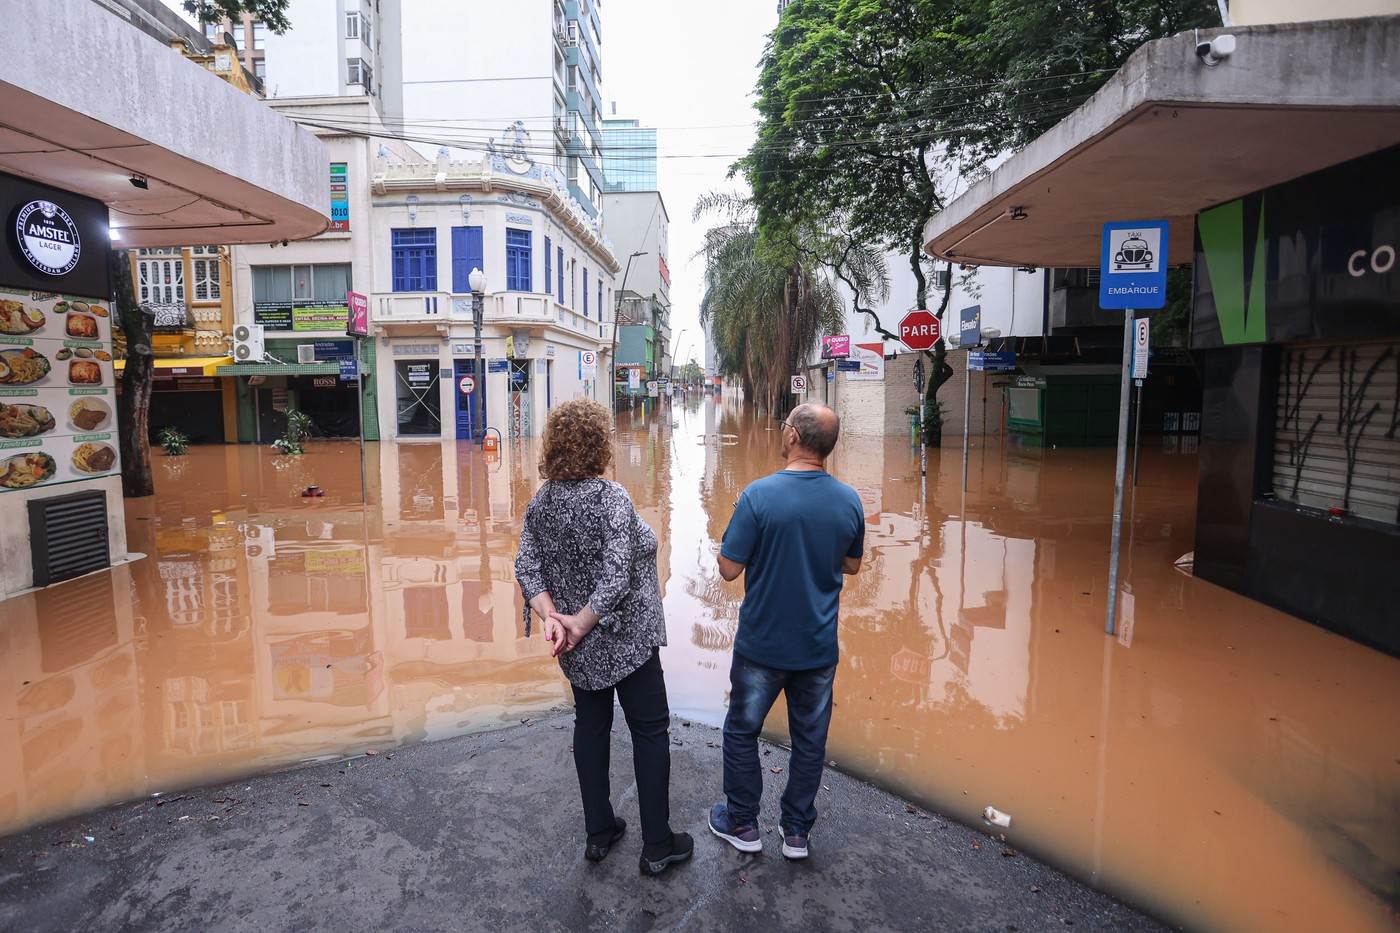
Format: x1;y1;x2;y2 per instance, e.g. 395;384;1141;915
639;831;694;876
585;817;626;862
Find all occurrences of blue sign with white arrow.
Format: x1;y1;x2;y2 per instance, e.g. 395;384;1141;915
1099;220;1169;310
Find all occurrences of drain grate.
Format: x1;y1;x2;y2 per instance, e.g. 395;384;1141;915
28;489;110;587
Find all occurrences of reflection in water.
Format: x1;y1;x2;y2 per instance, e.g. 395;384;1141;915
0;398;1396;932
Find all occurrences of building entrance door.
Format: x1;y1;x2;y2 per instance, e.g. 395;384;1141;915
454;358;484;440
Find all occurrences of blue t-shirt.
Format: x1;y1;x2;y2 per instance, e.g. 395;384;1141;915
720;470;865;670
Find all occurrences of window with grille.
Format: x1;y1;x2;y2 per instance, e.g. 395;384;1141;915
137;256;185;305
1271;341;1400;525
192;255;220;302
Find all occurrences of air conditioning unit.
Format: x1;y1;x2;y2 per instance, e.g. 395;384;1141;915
932;269;951;291
297;344;317;364
232;323;265;362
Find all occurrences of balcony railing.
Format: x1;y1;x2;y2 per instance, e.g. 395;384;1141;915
372;291;601;337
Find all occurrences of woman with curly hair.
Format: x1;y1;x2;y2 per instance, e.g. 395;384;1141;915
514;398;692;876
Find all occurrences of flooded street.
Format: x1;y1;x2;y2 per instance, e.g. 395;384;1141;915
1;396;1396;932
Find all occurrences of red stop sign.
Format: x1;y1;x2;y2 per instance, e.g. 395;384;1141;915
899;309;941;351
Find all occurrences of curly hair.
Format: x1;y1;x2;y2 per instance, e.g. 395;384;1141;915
540;398;612;481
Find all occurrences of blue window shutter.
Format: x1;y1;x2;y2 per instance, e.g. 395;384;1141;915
451;226;482;293
505;229;531;291
557;246;564;304
583;268;589;317
544;237;552;301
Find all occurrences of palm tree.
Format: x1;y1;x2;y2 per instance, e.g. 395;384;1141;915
696;192;879;415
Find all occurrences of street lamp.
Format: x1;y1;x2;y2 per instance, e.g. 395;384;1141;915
469;267;486;444
608;250;647;410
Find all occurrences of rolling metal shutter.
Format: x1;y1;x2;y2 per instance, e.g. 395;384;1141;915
1272;342;1400;524
28;489;110;587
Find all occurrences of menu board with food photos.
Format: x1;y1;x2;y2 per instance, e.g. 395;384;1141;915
0;286;120;491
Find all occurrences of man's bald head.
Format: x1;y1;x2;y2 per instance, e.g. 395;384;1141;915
788;403;841;459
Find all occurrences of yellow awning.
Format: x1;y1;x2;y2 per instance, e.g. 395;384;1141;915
113;356;233;376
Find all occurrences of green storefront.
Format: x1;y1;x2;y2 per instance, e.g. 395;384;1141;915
218;337;379;443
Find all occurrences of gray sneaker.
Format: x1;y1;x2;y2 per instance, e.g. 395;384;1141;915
781;831;809;860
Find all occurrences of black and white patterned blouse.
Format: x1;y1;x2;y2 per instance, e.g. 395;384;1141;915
515;477;666;691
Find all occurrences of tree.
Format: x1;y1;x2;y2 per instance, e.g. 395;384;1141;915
111;250;154;498
743;0;1220;422
679;360;704;385
182;0;292;32
695;193;852;414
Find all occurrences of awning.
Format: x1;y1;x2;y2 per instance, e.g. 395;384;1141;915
922;16;1400;268
115;356;232;376
0;0;327;247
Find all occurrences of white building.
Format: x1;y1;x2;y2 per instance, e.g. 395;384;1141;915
603;190;670;390
369;148;619;440
227;0;620;441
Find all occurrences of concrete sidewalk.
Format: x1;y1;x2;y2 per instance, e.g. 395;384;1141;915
0;716;1165;932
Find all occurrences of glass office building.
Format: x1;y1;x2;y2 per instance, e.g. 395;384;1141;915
601;119;658;192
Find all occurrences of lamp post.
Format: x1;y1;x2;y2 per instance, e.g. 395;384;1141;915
469;267;486;444
609;250;647;411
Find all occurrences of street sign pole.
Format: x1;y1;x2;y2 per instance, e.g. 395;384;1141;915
913;355;926;500
1132;378;1145;485
355;335;366;505
1105;317;1134;636
957;306;980;493
1100;220;1168;637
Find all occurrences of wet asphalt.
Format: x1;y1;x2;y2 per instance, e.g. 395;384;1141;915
0;715;1168;932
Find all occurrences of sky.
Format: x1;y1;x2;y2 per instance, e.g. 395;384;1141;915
598;0;776;366
163;0;778;369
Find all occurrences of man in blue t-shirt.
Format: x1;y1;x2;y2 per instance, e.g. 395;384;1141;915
708;403;864;861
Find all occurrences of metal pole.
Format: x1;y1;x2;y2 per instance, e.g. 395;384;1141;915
473;292;484;445
355;335;367;505
961;355;971;492
1104;315;1135;635
1132;377;1144;485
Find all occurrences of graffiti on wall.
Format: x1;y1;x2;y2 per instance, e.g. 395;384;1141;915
1276;343;1399;522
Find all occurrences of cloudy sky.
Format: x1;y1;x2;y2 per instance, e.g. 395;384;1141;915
164;0;778;367
602;0;775;366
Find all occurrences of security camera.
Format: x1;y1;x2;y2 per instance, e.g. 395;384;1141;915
1196;34;1235;66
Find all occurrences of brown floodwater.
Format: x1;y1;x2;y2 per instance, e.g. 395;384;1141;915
0;396;1395;932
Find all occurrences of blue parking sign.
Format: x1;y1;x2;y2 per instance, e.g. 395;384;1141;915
1100;220;1169;310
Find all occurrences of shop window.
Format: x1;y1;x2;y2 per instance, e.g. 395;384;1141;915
395;359;441;436
392;229;436;292
505;228;532;292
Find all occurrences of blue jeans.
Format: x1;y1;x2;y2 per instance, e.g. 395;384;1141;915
722;652;836;835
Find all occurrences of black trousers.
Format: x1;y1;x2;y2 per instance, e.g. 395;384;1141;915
571;649;673;846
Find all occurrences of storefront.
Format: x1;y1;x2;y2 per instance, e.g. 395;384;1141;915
222;338;377;442
1192;146;1400;653
920;15;1400;653
0;172;126;594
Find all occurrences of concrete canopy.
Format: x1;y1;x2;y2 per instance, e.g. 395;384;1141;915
0;0;328;248
923;16;1400;268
